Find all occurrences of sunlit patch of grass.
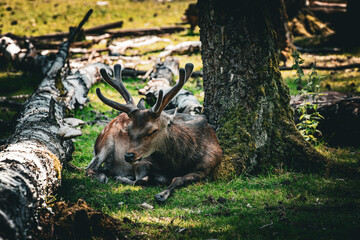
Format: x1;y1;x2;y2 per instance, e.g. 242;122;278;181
0;0;196;36
57;79;359;239
65;78;360;239
60;160;360;239
281;69;360;95
317;145;360;168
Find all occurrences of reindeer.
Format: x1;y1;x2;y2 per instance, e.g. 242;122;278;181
87;63;222;202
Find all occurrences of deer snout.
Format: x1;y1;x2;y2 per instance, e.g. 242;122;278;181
124;152;135;163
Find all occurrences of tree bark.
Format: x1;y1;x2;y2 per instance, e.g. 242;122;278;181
274;0;294;60
198;0;326;179
0;10;113;239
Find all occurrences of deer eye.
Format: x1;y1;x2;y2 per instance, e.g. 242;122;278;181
148;129;158;136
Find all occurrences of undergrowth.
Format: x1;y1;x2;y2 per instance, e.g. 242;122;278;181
58;77;360;240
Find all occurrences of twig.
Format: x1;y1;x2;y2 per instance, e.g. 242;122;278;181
260;221;273;229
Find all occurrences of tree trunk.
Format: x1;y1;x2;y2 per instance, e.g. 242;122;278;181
198;0;326;179
274;0;294;61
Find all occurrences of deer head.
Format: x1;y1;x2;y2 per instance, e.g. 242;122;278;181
96;63;194;163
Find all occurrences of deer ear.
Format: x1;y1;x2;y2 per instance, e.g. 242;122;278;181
137;98;146;110
169;108;178;123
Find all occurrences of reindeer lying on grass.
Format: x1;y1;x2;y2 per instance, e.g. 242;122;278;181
86;63;222;202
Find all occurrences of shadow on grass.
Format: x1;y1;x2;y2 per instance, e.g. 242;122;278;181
58;166;360;239
0;70;43;97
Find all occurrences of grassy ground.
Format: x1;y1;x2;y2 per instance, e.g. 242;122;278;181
1;1;360;239
0;0;196;36
56;79;360;239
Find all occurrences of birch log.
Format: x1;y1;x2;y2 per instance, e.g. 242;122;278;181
0;10;113;239
0;36;53;74
138;57;203;115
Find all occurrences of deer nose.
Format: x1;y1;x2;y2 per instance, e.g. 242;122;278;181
124;153;135;163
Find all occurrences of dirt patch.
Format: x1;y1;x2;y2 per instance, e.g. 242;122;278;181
33;199;136;240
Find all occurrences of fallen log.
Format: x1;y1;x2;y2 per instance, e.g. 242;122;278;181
0;36;53;74
295;45;342;54
139;57;202;115
33;40;95;50
159;41;201;58
291;91;360;146
108;25;186;38
279;63;360;71
32;20;124;41
0;9;112;239
109;36;170;55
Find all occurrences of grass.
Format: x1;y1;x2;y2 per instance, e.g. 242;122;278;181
58;77;360;239
62;146;360;239
0;70;43;97
60;165;360;239
1;1;360;238
0;0;196;36
282;69;360;96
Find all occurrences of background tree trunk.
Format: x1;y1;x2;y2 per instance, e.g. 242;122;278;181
198;0;326;179
274;0;294;61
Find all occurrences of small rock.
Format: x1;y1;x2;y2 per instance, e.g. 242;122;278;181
139;202;154;210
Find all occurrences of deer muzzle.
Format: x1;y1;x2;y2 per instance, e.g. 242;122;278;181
124;152;136;163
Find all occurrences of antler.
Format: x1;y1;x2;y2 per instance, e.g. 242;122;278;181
96;64;138;113
151;63;194;117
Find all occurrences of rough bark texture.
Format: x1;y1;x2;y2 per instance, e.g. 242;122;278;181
0;10;113;239
274;0;294;59
0;58;108;239
109;36;170;55
198;0;326;179
0;36;53;74
158;41;201;58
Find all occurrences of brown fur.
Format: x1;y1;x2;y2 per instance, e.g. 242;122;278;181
87;63;222;201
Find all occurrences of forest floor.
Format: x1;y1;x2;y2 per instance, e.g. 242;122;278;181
1;0;359;239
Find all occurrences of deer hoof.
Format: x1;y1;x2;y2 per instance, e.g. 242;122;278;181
155;190;170;202
96;173;108;183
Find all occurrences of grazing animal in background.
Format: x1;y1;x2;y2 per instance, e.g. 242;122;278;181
87;63;222;202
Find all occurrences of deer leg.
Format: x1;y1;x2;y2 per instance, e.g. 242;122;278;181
86;149;109;172
154;171;206;202
114;176;135;185
133;161;151;186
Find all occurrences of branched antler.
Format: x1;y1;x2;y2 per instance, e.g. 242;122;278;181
151;63;194;117
96;64;138;113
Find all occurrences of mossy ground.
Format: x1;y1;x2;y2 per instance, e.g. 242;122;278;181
0;1;359;239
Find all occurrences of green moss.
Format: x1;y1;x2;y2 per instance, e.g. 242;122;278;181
215;104;257;180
